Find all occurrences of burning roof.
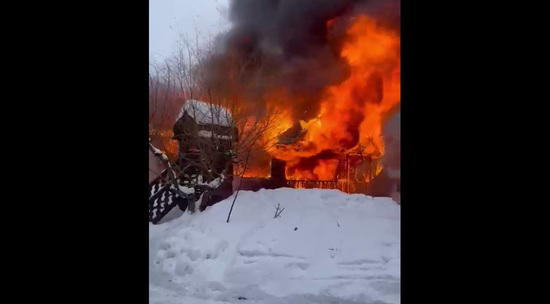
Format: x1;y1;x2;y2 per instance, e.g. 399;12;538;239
276;123;307;145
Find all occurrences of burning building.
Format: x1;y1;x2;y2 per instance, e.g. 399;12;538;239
207;0;401;196
269;120;388;194
150;0;401;199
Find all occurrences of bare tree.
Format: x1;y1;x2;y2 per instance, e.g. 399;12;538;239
149;32;290;216
149;61;181;160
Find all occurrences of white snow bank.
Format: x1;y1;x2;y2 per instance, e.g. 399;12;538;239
178;100;232;127
150;188;400;304
195;174;225;188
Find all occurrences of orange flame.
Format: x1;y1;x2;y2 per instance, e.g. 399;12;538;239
306;16;399;153
267;15;400;182
165;15;400;186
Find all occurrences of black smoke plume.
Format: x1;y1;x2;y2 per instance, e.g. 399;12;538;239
205;0;399;122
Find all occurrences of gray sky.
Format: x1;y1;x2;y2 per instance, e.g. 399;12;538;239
149;0;230;63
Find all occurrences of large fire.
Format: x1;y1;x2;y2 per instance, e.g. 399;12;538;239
265;15;400;183
150;12;400;193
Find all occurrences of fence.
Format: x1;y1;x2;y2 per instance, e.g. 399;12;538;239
286;180;350;193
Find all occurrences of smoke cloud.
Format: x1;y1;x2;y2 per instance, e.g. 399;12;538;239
205;0;399;122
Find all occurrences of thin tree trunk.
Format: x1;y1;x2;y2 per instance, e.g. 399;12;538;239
226;150;251;223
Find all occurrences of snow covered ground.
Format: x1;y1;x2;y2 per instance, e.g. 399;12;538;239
150;188;400;304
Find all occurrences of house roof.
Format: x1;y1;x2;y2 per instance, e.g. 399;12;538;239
276;123;307;145
177;100;232;127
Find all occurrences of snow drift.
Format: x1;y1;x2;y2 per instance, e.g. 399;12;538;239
149;188;400;304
